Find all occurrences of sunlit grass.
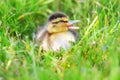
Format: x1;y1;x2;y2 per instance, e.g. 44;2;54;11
0;0;120;80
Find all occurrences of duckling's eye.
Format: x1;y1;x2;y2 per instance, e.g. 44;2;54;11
52;20;63;24
59;20;68;23
63;21;68;23
59;20;64;22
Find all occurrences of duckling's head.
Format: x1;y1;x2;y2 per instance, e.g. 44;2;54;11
47;12;79;33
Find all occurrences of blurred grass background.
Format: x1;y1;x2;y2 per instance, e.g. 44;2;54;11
0;0;120;80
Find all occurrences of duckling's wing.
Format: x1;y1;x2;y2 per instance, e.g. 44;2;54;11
68;29;78;41
35;26;44;34
34;26;48;44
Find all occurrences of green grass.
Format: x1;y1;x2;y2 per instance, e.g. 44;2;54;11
0;0;120;80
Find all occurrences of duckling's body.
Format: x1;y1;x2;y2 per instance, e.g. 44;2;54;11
35;12;79;51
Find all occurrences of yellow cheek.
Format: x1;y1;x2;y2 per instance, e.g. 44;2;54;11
63;23;68;30
52;26;66;32
58;23;67;31
47;25;54;33
47;23;68;33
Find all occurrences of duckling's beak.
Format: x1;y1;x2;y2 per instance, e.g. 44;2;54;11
67;20;80;29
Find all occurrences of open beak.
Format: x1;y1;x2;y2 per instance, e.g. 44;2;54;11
67;20;80;29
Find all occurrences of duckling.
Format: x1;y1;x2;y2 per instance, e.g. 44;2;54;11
34;12;80;51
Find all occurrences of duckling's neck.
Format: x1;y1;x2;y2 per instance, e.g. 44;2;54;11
47;31;67;35
48;31;76;51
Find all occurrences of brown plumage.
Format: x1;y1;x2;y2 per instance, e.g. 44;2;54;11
34;12;80;51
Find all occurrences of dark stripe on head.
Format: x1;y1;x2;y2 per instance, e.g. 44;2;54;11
52;20;68;24
48;12;67;21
